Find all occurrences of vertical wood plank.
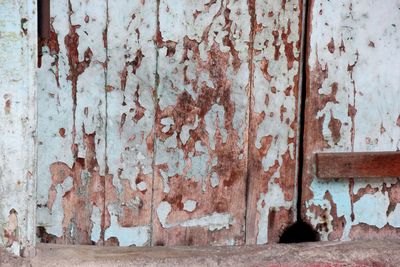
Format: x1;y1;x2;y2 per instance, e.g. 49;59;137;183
152;0;251;246
37;0;107;244
104;0;156;246
303;0;400;241
246;0;303;244
0;0;37;256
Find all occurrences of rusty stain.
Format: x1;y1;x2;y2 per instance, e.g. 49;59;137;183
20;18;28;36
4;99;11;114
3;209;19;247
38;18;60;88
328;111;342;145
327;38;335;53
267;207;293;243
59;128;66;138
368;41;375;48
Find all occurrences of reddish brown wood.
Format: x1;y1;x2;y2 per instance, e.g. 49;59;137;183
38;0;50;39
316;152;400;179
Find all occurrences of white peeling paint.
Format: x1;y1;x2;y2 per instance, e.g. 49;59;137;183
0;0;37;255
137;181;147;192
353;192;390;229
161;117;174;133
90;206;102;243
105;212;150;246
256;181;293;244
183;200;197;212
157;201;234;231
210;172;219;188
388;204;400;228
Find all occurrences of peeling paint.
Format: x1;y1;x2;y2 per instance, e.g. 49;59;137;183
2;209;19;249
152;0;251;246
0;0;37;256
104;0;156;246
104;206;150;246
5;0;400;250
246;0;303;244
183;200;197;213
156;201;234;231
37;0;108;244
303;0;400;241
35;0;305;247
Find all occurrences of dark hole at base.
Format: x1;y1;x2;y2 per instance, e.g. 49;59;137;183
36;226;57;243
278;220;320;243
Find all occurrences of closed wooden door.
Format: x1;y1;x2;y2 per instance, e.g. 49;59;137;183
36;0;303;246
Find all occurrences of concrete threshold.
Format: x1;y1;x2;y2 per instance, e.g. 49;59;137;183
2;240;400;267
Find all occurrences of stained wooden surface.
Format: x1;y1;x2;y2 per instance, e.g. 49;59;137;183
12;0;400;248
245;0;303;244
316;152;400;179
37;0;108;244
105;0;156;246
302;0;400;241
36;0;301;246
152;0;250;246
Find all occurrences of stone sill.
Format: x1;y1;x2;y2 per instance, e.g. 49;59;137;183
2;240;400;267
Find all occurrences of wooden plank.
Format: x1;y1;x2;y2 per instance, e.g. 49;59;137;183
316;152;400;179
36;0;107;244
0;0;37;256
152;0;250;246
245;0;303;244
302;0;400;241
104;0;156;246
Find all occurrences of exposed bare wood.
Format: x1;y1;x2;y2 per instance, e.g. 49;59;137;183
245;0;303;244
316;152;400;179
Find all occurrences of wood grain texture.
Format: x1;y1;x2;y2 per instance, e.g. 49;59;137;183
104;0;156;246
0;0;37;255
36;0;304;246
316;152;400;179
152;0;250;246
303;0;400;241
37;0;108;244
246;0;303;244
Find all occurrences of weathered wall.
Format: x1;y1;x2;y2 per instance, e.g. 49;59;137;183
0;0;37;256
36;0;303;246
303;0;400;241
6;0;400;250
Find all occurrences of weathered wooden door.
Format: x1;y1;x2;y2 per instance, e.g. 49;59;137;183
302;0;400;241
36;0;303;246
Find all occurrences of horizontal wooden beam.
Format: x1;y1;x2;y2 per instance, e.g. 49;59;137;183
315;152;400;179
